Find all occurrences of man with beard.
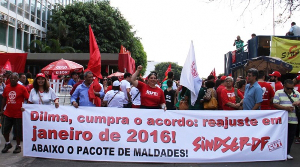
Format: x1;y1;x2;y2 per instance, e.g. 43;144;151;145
269;71;283;91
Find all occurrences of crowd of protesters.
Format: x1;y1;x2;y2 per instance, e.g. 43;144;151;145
0;66;300;160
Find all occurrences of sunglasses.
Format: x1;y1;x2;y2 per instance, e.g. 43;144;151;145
104;79;107;80
286;87;294;90
150;72;157;76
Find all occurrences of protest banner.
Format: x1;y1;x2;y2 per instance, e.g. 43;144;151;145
23;104;287;163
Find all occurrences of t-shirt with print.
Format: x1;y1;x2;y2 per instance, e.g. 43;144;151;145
28;88;58;105
221;87;244;110
3;84;29;118
137;81;165;107
258;81;275;110
120;80;131;104
164;89;176;110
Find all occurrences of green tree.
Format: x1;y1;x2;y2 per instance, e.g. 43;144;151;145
154;62;183;81
47;1;147;74
30;39;76;53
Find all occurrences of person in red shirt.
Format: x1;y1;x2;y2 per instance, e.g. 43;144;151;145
216;76;227;110
221;76;244;110
269;71;284;91
0;72;29;153
294;75;300;91
258;71;275;110
131;65;166;110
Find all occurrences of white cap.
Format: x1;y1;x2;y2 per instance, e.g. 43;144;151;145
113;80;120;86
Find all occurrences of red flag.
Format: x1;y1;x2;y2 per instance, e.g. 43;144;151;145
84;25;102;79
1;59;12;74
88;77;101;107
85;25;102;106
162;64;172;82
209;68;216;77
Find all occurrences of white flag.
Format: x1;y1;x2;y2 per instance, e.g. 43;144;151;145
180;41;202;106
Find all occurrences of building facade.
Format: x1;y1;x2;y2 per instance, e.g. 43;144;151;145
0;0;102;53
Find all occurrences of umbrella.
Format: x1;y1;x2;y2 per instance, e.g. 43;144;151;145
107;72;124;78
244;56;293;75
41;59;84;75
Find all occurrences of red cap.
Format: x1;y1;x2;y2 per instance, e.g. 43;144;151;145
36;73;46;78
297;75;300;81
269;71;281;78
220;76;227;81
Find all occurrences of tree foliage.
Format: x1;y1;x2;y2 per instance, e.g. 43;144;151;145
154;62;183;81
29;39;75;53
47;1;147;74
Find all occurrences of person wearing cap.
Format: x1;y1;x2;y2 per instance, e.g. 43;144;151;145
269;71;284;91
28;73;59;107
0;72;29;153
257;71;275;110
221;76;244;110
243;68;263;110
216;75;227;110
131;65;166;110
71;71;104;108
103;81;125;108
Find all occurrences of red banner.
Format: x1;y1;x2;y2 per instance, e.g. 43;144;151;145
0;53;28;73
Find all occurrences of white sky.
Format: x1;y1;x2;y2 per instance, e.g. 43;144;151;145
110;0;296;78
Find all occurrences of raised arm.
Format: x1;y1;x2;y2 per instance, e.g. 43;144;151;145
131;65;142;88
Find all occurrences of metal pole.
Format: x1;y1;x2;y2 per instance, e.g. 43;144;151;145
273;0;275;35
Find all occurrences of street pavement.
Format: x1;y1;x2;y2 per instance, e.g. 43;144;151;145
0;133;299;167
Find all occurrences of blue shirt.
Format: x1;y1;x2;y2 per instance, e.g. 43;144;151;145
71;82;105;106
243;82;263;110
68;79;76;86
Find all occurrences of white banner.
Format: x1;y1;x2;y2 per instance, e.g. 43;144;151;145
23;104;288;163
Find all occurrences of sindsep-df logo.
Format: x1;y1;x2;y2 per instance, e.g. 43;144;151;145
281;45;299;59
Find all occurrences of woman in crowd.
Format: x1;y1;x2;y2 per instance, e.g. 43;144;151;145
221;76;244;110
203;80;217;103
175;86;187;110
131;65;166;110
103;81;125;108
237;79;246;96
28;73;59;108
131;76;144;108
101;76;108;93
164;79;176;110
